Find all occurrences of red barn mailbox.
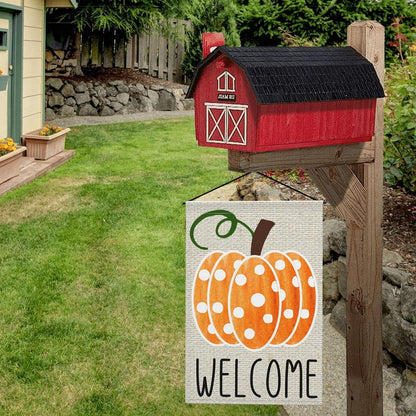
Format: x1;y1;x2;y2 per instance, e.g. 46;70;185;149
186;46;384;152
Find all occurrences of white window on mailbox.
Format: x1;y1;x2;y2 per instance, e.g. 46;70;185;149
217;71;235;92
205;103;248;145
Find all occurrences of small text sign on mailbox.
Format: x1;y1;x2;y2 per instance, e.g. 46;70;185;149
186;201;323;405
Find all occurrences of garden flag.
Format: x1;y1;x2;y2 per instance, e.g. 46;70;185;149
185;201;323;405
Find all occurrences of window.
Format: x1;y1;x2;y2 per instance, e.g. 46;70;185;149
217;71;235;92
0;29;7;50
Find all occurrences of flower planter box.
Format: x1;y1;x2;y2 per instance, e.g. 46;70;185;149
0;75;9;91
0;146;26;184
21;128;70;160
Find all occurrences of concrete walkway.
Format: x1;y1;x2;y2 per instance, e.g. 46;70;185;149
50;110;194;127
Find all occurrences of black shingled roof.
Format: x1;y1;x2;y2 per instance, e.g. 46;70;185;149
186;46;384;104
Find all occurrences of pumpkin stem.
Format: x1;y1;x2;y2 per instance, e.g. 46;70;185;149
250;219;275;256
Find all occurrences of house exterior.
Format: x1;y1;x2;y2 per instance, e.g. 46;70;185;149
0;0;76;143
187;46;385;152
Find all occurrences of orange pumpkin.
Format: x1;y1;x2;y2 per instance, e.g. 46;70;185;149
191;211;317;350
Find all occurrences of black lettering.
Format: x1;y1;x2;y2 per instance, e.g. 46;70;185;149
234;359;246;398
250;358;262;398
196;358;216;397
285;360;303;398
219;358;231;397
306;359;318;399
266;359;281;398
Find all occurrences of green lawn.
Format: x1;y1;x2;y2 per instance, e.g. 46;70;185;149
0;118;281;415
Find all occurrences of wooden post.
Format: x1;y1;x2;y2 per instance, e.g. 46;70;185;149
298;22;384;415
227;21;385;415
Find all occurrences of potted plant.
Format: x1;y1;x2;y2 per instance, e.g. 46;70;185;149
21;124;70;160
0;69;8;91
0;137;26;184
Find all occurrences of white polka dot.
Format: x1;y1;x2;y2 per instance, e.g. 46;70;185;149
212;302;223;313
271;280;279;292
235;274;247;286
244;328;255;339
275;260;286;270
284;309;294;319
279;289;286;301
208;324;216;334
308;276;315;287
198;269;210;281
263;314;273;324
196;302;208;313
293;260;302;270
234;260;242;269
214;269;226;281
292;276;300;287
300;309;310;319
233;307;244;318
223;323;233;334
254;264;265;275
251;293;266;307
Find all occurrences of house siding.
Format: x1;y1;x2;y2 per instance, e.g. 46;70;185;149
22;0;44;134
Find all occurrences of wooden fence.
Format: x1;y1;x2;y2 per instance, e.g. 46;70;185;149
80;20;191;84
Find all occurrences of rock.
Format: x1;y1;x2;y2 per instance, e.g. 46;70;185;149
156;90;176;111
48;92;64;107
100;106;115;116
109;80;124;86
96;85;107;98
323;299;337;315
400;284;416;323
383;307;416;368
384;267;411;287
256;185;286;201
91;96;100;107
75;91;90;105
382;280;401;314
150;84;164;91
46;78;63;91
337;256;347;299
181;98;194;110
243;194;256;201
116;92;130;106
147;89;159;107
383;249;404;266
330;298;346;337
65;97;76;107
323;260;340;301
229;191;241;201
323;219;347;262
106;86;118;97
78;103;98;116
139;96;153;112
75;81;87;93
109;101;123;112
117;83;130;93
45;107;56;121
61;83;75;98
395;370;416;416
57;105;76;117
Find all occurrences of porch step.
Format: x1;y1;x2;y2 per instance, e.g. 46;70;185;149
0;150;75;197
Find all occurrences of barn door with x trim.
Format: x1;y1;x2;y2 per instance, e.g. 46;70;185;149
205;103;248;146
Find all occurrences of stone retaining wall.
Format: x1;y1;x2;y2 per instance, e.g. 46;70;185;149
45;77;194;120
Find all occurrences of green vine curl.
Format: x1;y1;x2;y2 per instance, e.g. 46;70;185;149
190;210;254;250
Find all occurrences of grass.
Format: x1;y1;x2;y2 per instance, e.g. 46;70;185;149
0;118;281;415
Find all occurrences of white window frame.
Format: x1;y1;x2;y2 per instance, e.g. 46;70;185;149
205;103;248;145
217;71;235;92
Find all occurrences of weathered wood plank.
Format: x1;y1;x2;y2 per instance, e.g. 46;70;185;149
306;165;366;227
138;32;149;72
228;142;375;172
344;21;384;416
148;32;159;77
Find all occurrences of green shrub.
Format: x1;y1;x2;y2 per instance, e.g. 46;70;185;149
384;44;416;193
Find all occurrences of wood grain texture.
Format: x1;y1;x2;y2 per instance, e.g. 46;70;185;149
228;142;374;172
345;21;384;416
